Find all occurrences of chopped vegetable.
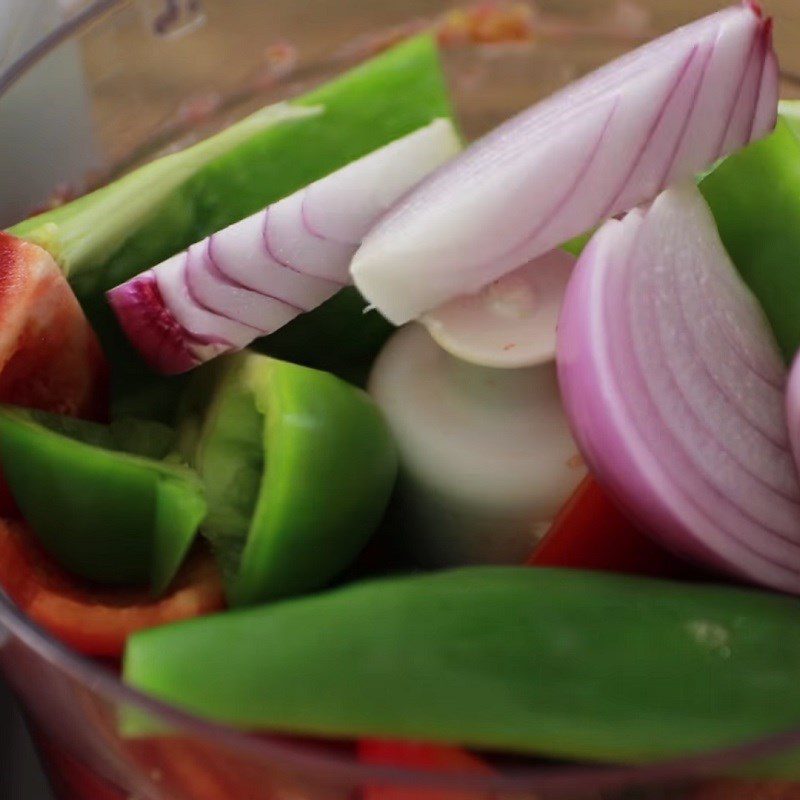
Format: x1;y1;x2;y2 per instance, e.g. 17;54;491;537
0;233;107;420
183;351;397;606
0;232;108;513
557;183;800;593
11;103;319;295
10;35;453;303
351;2;778;325
0;519;223;657
368;324;584;565
0;408;205;592
124;567;800;763
359;739;491;800
701;101;800;362
254;286;394;386
529;476;698;579
10;35;454;422
108;119;460;375
421;249;575;368
786;354;800;480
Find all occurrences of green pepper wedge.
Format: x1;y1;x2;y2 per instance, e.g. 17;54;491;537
125;567;800;767
0;408;206;592
9;35;452;420
183;352;397;606
700;101;800;362
10;35;453;301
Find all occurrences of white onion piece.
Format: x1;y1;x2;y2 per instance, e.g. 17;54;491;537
369;323;586;566
557;182;800;593
108;119;461;374
421;249;575;368
351;2;778;325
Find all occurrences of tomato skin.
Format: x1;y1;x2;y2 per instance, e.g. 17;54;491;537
359;740;491;800
0;519;224;657
528;476;696;579
0;234;109;517
0;233;108;420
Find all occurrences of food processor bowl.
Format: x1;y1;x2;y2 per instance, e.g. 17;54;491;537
2;1;800;798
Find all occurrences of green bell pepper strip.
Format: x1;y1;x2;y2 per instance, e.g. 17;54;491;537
9;34;453;301
0;408;206;593
183;352;397;607
700;101;800;363
9;35;452;420
125;567;800;764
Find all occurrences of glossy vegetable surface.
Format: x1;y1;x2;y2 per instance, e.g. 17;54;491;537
184;351;397;606
557;183;800;592
109;119;460;374
529;477;698;579
701;101;800;362
125;567;800;763
0;409;205;591
0;232;109;513
11;36;453;421
352;2;778;325
10;35;453;303
0;233;108;420
369;324;583;566
0;519;223;657
421;249;575;369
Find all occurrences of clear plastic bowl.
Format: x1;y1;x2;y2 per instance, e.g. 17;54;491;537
2;1;800;798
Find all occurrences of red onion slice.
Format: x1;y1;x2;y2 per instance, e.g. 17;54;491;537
421;249;575;368
557;183;800;593
108;119;461;374
787;356;800;481
351;2;778;325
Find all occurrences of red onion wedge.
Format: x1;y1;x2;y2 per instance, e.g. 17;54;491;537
787;356;800;480
351;2;778;326
421;249;575;368
108;119;461;374
557;182;800;594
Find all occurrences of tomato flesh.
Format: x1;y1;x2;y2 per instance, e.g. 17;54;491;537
0;518;224;657
0;233;108;420
359;740;491;800
529;476;697;578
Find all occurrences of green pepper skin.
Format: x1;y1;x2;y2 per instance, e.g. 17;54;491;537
700;102;800;362
10;36;451;421
188;352;397;606
253;287;395;387
10;35;452;303
0;408;205;592
126;567;800;763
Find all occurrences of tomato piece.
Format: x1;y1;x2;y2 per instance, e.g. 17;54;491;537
0;233;108;419
528;476;695;578
0;519;224;657
359;740;491;800
0;233;108;516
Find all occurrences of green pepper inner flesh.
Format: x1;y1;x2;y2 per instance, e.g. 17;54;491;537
0;408;205;592
187;352;397;607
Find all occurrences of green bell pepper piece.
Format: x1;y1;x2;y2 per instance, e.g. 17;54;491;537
10;34;452;301
252;287;394;386
9;35;452;420
0;408;206;592
700;101;800;362
125;567;800;764
183;352;397;607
